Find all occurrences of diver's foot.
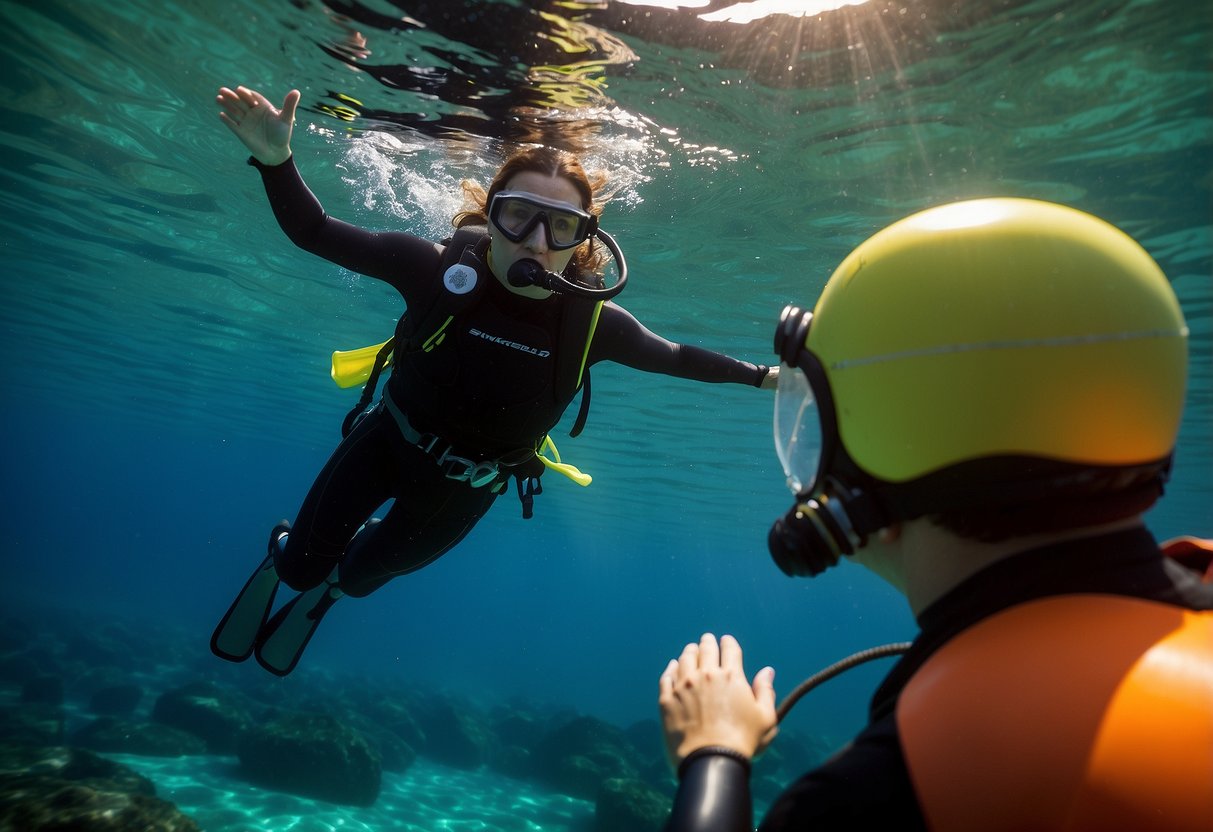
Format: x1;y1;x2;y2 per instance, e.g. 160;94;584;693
268;519;291;559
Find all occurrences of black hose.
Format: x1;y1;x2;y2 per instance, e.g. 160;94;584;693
507;229;628;300
776;642;912;724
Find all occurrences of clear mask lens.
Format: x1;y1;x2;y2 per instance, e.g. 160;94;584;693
490;192;592;249
773;363;821;494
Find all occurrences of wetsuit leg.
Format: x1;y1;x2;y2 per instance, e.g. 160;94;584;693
336;441;501;598
276;403;399;591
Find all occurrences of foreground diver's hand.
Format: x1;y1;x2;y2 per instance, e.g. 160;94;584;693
658;633;778;768
216;86;299;167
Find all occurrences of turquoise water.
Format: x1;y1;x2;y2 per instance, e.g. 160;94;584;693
1;0;1210;827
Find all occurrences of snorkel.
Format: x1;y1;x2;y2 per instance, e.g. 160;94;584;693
507;228;628;300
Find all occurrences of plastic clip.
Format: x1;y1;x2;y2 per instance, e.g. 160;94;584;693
517;475;543;519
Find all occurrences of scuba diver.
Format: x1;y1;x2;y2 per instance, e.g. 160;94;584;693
209;85;777;676
655;198;1213;830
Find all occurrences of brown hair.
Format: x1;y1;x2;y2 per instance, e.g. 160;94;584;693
453;146;608;275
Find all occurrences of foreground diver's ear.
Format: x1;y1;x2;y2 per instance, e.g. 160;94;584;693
876;524;902;545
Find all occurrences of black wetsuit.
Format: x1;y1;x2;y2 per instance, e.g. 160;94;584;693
667;527;1213;830
252;158;768;597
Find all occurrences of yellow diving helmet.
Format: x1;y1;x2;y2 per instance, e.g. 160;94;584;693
769;197;1189;577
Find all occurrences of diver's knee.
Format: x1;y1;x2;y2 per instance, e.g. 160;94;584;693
344;517;383;558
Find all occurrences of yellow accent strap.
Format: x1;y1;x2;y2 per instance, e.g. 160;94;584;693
331;341;392;389
536;435;592;486
423;316;454;352
577;301;603;389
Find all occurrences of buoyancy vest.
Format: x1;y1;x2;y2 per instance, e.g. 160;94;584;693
336;227;603;474
396;227;602;445
897;537;1213;832
400;226;600;409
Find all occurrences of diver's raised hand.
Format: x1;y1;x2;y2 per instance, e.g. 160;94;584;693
216;86;299;166
658;633;778;768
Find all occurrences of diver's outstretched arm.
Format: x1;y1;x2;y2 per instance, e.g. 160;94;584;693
216;85;298;166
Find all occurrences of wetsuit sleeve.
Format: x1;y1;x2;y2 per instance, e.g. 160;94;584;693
590;304;769;386
249;156;442;296
666;751;753;832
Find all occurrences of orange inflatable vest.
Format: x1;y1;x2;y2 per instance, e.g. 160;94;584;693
898;537;1213;832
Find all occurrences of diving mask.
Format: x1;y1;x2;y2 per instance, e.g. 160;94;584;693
774;361;822;495
489;191;598;250
769;304;870;576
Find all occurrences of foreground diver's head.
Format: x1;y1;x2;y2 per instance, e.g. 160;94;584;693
769;198;1189;578
456;146;605;285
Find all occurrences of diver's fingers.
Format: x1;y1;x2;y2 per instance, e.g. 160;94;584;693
752;665;776;712
754;665;780;754
676;639;699;677
235;85;269;110
698;632;720;670
217;111;241;135
658;659;678;697
719;633;744;672
280;89;301;123
216;87;247;117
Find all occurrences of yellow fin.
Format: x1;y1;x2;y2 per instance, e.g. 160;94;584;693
331;341;392;389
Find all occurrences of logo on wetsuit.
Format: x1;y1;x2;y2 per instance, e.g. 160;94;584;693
443;263;478;295
468;328;551;358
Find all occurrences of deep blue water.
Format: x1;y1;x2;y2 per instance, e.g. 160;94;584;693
1;0;1210;769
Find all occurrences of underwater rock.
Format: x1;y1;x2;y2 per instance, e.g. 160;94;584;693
237;711;381;806
487;743;534;780
593;777;670;832
73;716;208;757
532;716;644;800
0;775;200;831
307;686;420;773
491;706;545;748
413;698;494;770
353;691;428;750
360;725;416;774
483;705;546;780
622;717;677;791
89;682;144;717
0;743;155;795
0;704;64;747
0;743;199;830
151;681;250;754
328;705;417;774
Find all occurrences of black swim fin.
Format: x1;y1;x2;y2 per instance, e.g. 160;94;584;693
253;573;342;677
210;522;288;663
211;554;280;662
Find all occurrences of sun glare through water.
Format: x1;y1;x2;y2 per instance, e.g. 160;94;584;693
614;0;871;23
